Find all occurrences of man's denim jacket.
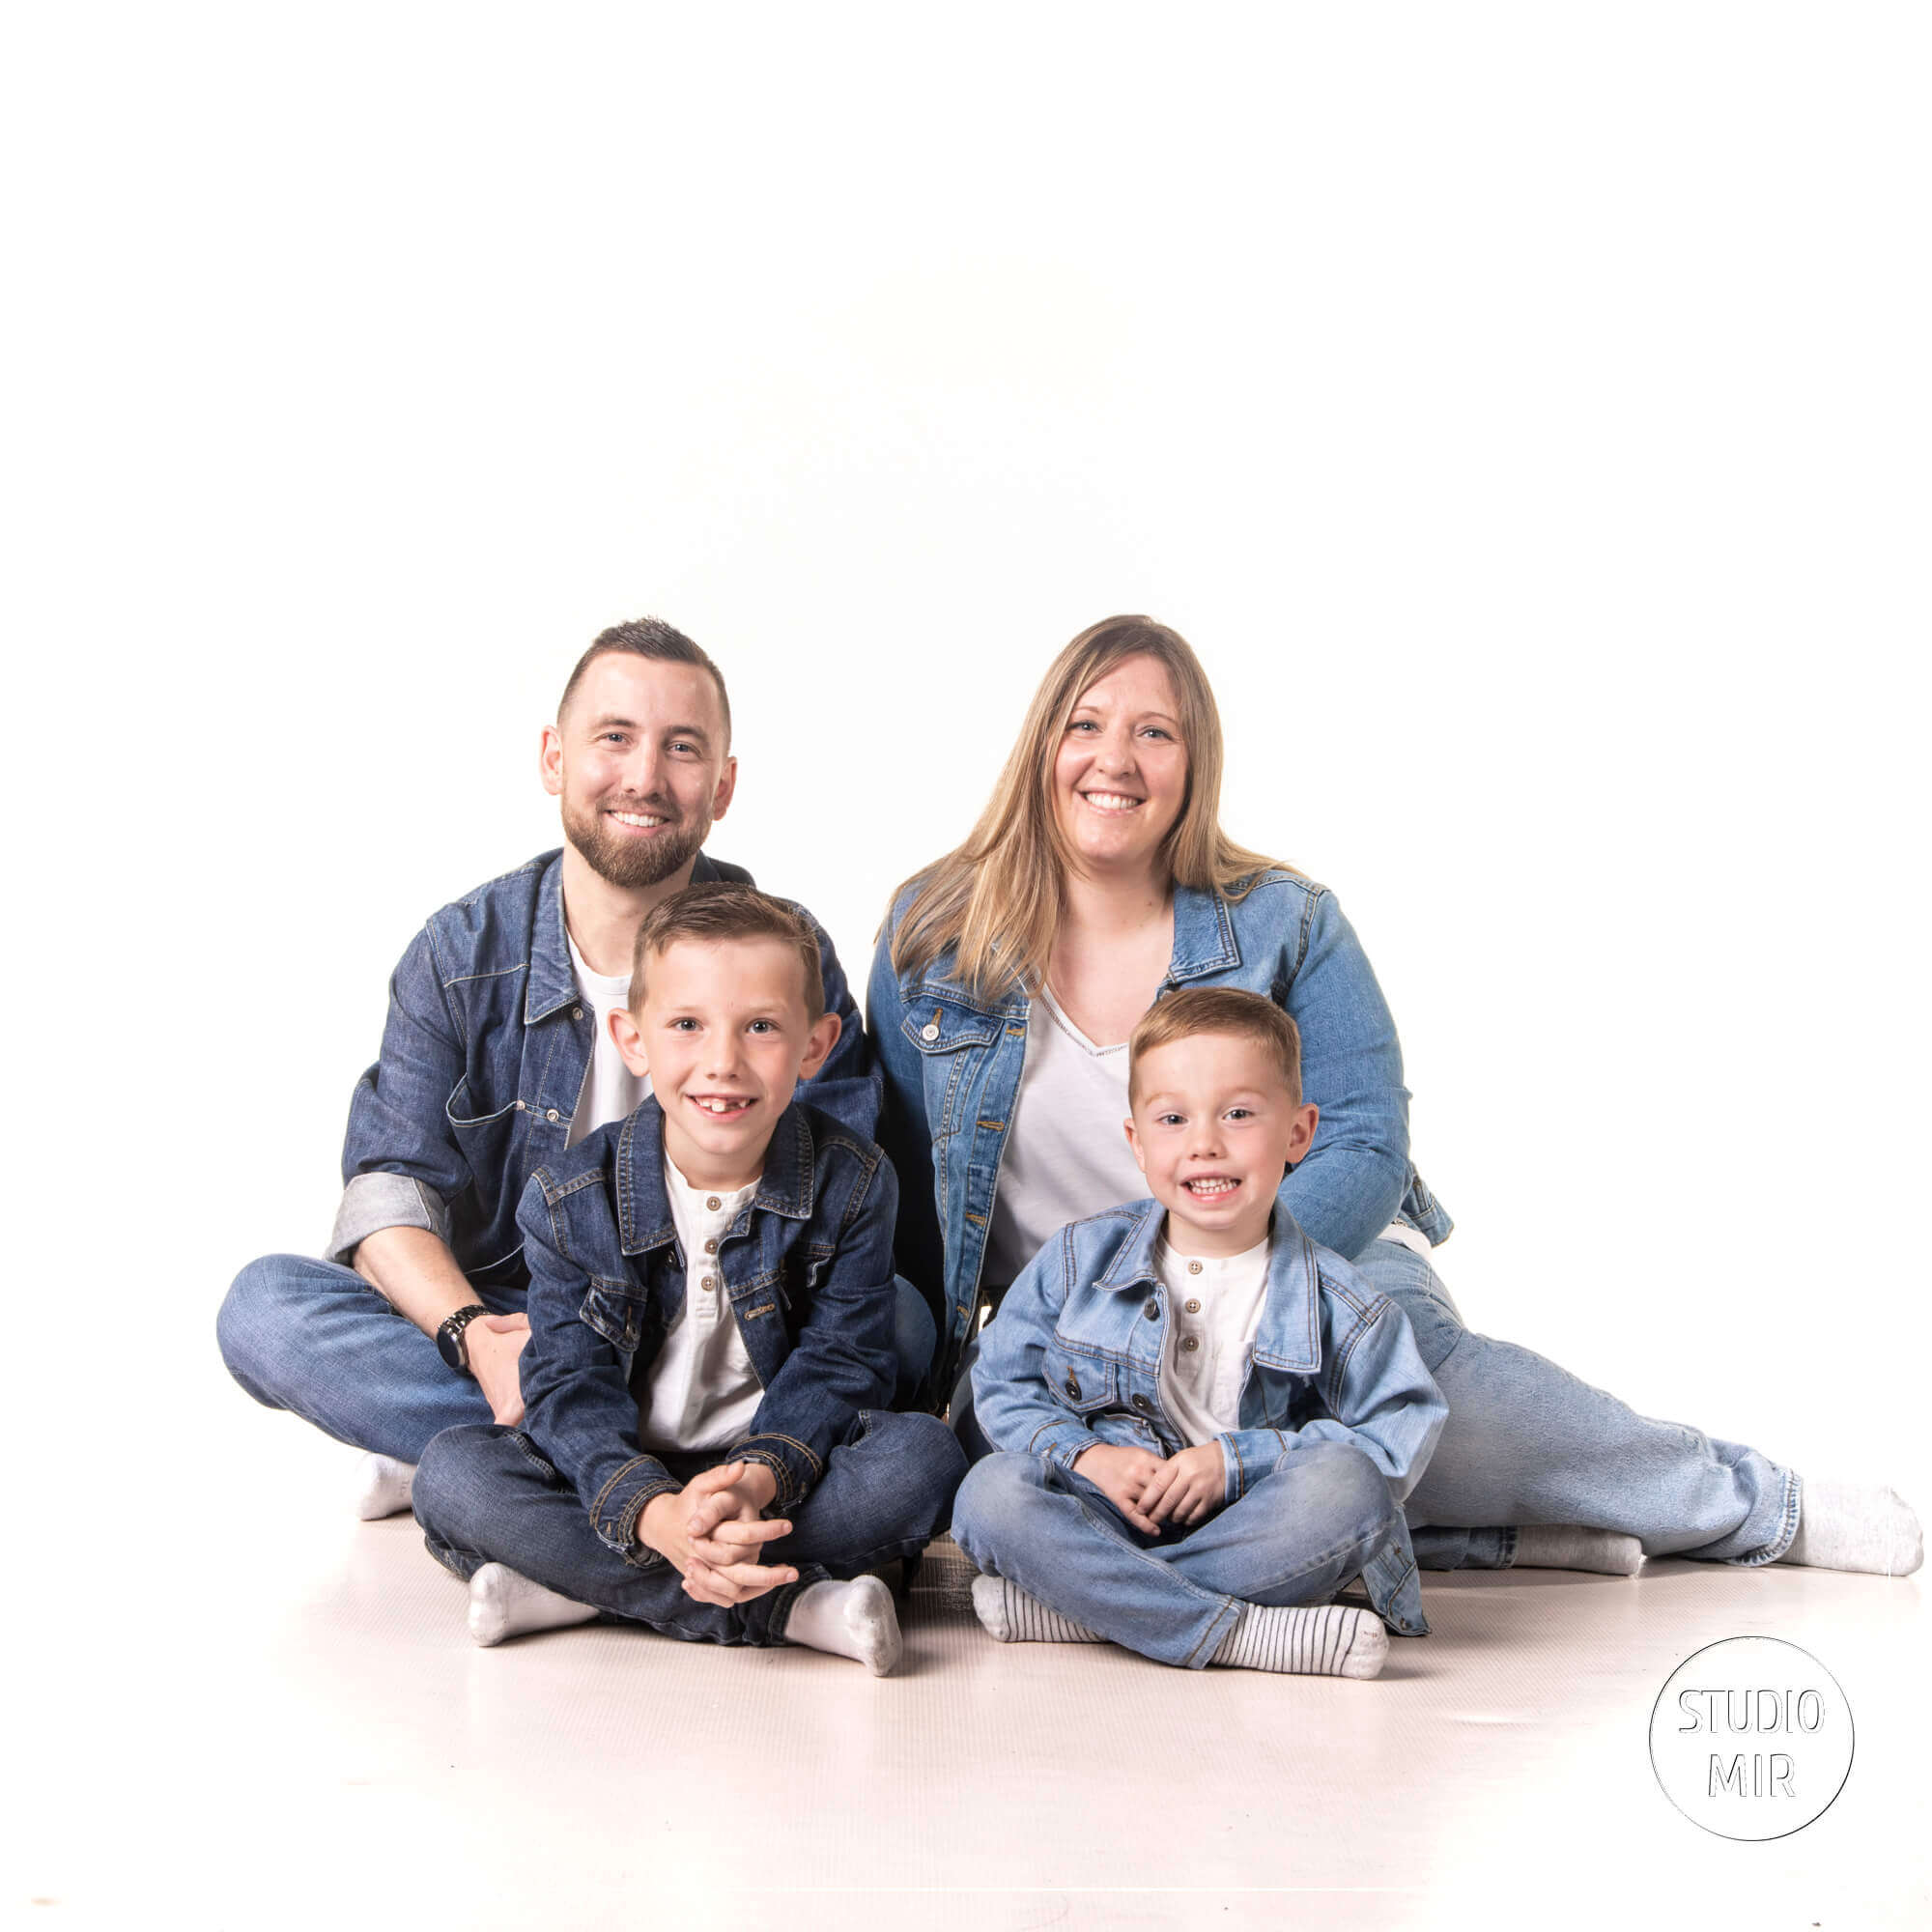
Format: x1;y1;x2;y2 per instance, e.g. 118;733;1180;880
516;1094;899;1563
868;871;1454;1400
974;1199;1448;1636
329;848;880;1283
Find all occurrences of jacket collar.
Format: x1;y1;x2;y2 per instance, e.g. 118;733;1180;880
1166;879;1243;981
616;1094;818;1255
1094;1196;1321;1375
526;847;730;1026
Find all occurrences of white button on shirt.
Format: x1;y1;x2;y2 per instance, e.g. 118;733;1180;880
1154;1235;1272;1445
634;1160;765;1454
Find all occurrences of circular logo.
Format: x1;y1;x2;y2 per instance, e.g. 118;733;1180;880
1648;1636;1855;1840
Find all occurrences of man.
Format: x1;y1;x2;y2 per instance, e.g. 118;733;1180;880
219;617;933;1518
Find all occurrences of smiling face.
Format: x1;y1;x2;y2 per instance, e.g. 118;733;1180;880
1050;653;1190;881
541;652;738;891
611;935;840;1189
1124;1031;1320;1257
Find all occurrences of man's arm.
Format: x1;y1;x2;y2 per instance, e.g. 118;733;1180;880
787;902;883;1143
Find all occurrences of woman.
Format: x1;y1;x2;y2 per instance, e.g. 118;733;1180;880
868;615;1918;1577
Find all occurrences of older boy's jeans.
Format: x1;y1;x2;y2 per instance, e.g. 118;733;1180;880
216;1254;939;1464
951;1440;1400;1668
412;1409;965;1646
1360;1240;1801;1566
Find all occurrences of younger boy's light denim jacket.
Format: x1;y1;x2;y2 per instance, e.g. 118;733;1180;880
974;1198;1448;1635
868;871;1453;1399
330;848;880;1285
515;1094;899;1564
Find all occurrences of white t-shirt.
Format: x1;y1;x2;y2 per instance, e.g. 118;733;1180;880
1155;1234;1272;1444
984;987;1144;1283
635;1159;765;1453
565;931;651;1147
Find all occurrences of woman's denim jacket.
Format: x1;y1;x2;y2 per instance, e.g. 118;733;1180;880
515;1094;899;1565
328;847;880;1286
868;869;1454;1401
974;1198;1447;1635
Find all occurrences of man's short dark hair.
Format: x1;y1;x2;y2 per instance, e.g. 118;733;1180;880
559;617;732;744
629;884;822;1019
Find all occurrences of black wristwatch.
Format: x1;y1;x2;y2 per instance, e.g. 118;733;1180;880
436;1303;491;1376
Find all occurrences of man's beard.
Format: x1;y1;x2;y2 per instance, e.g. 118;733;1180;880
563;794;708;889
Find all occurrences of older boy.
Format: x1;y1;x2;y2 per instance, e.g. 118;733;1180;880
412;886;966;1671
952;986;1447;1679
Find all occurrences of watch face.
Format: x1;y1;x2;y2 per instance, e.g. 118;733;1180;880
437;1323;465;1370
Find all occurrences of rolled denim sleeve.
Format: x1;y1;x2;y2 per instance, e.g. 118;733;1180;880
1274;888;1413;1264
328;925;473;1264
1219;1282;1446;1506
514;1175;680;1565
971;1235;1105;1470
734;1154;899;1513
787;902;883;1145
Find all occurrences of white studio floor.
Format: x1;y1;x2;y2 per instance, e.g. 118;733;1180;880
15;1367;1929;1932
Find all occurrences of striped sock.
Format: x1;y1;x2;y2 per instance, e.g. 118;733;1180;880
1209;1603;1388;1678
971;1575;1107;1643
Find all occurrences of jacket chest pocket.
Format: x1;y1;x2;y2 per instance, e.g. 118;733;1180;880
580;1277;649;1354
1043;1344;1121;1416
901;991;1006;1137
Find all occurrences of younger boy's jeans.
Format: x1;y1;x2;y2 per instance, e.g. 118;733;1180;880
216;1254;939;1464
951;1438;1400;1668
412;1408;965;1647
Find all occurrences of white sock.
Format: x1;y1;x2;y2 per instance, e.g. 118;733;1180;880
971;1575;1106;1643
467;1563;599;1648
1512;1525;1646;1577
1210;1604;1388;1679
782;1576;902;1675
355;1453;417;1521
1778;1480;1923;1577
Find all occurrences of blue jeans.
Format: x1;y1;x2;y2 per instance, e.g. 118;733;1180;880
951;1439;1399;1668
1360;1240;1800;1566
412;1408;964;1645
217;1254;940;1464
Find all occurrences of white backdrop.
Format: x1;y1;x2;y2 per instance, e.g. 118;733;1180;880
8;7;1928;1532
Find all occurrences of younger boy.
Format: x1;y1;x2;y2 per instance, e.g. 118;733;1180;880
951;986;1448;1679
412;886;966;1672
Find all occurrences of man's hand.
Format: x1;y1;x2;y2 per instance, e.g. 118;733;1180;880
466;1313;531;1426
1071;1442;1166;1534
1139;1442;1226;1528
639;1462;797;1606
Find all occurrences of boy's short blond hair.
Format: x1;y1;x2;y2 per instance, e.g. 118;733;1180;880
1127;987;1302;1107
629;884;823;1019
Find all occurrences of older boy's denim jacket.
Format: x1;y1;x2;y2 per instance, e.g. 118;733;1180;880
329;848;880;1284
868;871;1454;1399
515;1094;899;1564
974;1199;1447;1635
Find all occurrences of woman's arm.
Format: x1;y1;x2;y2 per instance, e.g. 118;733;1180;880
866;912;948;1317
1271;886;1412;1261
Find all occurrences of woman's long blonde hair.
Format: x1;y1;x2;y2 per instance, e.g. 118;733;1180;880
889;616;1287;998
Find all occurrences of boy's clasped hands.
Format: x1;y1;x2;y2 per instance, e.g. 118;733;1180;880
1072;1440;1225;1534
638;1461;800;1605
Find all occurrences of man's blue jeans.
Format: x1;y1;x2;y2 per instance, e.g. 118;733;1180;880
1359;1239;1801;1567
950;1439;1399;1668
412;1409;964;1646
216;1253;940;1465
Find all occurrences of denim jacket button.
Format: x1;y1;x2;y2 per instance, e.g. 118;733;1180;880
573;1007;583;1020
1131;1393;1151;1413
921;1022;940;1041
1065;1373;1082;1400
1142;1302;1158;1321
545;1108;560;1122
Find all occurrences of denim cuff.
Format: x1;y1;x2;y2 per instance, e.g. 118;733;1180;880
733;1434;823;1515
1027;1419;1104;1472
589;1456;681;1567
1219;1427;1293;1503
327;1172;451;1265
